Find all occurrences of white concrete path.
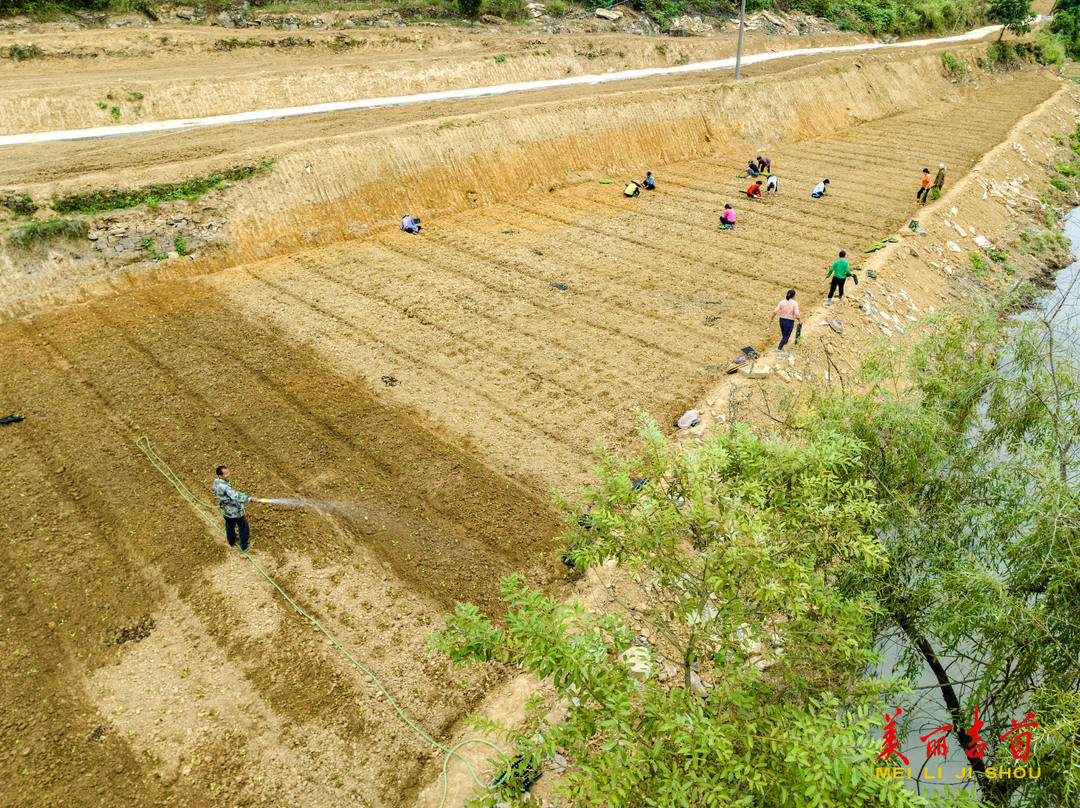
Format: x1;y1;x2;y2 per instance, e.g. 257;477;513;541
0;24;1005;147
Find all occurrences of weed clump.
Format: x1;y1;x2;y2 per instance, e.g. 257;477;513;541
9;217;88;249
7;43;41;60
941;51;969;81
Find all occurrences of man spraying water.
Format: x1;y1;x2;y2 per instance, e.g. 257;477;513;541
212;465;267;552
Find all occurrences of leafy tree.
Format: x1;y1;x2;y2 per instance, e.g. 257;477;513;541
435;418;956;807
1051;0;1080;58
456;0;482;18
988;0;1033;38
807;302;1080;806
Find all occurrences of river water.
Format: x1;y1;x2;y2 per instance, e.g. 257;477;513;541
872;207;1080;798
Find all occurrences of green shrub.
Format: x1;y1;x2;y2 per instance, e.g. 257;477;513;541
7;43;41;60
1033;30;1066;66
987;40;1020;70
941;50;969;80
546;0;566;13
969;252;989;276
1051;2;1080;58
456;0;481;17
986;248;1009;262
483;0;524;19
9;217;88;249
1050;177;1071;193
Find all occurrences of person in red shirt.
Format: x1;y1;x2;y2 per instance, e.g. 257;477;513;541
746;180;763;199
917;168;931;206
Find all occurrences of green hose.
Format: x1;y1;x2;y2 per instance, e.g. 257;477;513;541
135;436;503;806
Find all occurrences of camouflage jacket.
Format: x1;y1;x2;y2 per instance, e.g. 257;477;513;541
212;477;252;519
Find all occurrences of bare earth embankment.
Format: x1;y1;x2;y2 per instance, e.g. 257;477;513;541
0;19;1077;808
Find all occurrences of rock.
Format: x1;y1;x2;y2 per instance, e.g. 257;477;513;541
167;251;180;259
480;14;506;24
742;364;771;378
689;673;708;697
669;15;712;36
909;246;919;257
620;647;652;681
216;11;235;27
595;7;622;19
176;8;193;19
954;223;968;237
946;241;962;253
973;235;992;249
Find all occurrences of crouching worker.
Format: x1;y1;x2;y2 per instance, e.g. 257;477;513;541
623;180;641;198
746;180;763;200
642;171;656;190
811;179;830;198
213;465;262;552
719;204;736;230
400;214;422;234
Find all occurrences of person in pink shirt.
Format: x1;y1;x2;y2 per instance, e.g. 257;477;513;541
770;289;801;351
719;204;736;230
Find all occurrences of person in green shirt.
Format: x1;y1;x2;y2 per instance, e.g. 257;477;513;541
826;250;851;303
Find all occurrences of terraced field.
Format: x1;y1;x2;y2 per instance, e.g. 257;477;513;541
0;42;1063;808
222;69;1060;489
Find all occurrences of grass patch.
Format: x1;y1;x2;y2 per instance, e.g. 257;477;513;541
969;252;989;277
53;158;275;215
9;217;88;249
7;43;42;60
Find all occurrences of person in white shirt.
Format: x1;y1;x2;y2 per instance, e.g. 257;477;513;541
811;179;830;198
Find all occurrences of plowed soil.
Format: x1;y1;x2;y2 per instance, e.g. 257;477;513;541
0;19;1066;808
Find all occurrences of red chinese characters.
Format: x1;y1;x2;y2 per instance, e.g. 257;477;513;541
919;725;952;759
965;707;988;760
1001;712;1039;761
877;707;910;765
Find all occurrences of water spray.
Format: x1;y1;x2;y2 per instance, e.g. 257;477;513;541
257;497;360;516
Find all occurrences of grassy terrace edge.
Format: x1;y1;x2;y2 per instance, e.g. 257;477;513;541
50;157;276;215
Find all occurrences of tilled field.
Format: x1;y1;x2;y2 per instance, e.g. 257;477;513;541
0;288;563;807
221;69;1059;489
0;53;1063;808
